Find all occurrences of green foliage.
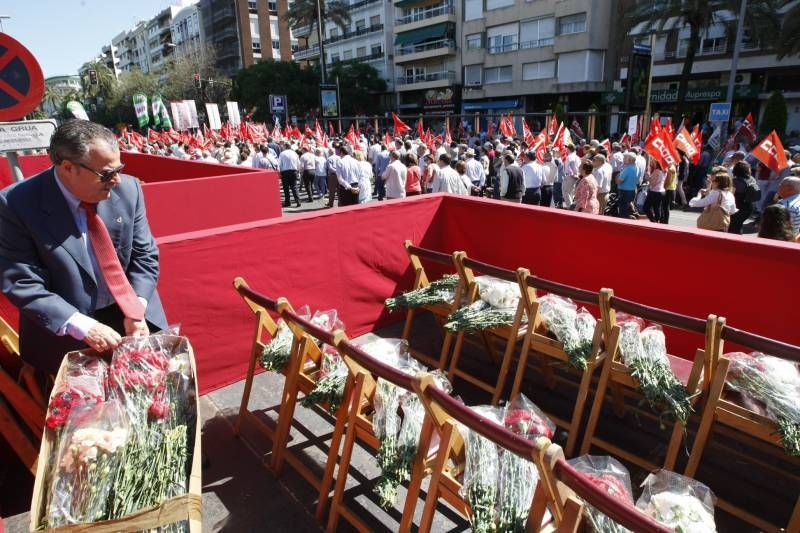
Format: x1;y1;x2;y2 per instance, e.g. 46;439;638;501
327;62;387;115
106;70;161;126
231;60;320;121
760;91;788;138
283;0;351;37
777;1;800;59
79;60;116;100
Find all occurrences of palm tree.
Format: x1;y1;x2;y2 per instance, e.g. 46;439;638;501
79;60;116;100
624;0;779;120
283;0;351;82
776;0;800;58
42;85;66;117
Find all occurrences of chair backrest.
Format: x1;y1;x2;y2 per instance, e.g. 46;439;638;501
233;277;282;341
517;269;599;309
278;304;346;379
457;253;519;286
0;315;20;359
404;240;456;288
718;321;800;364
336;338;419;392
547;457;673;533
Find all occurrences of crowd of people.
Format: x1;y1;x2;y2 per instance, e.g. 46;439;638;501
118;125;800;243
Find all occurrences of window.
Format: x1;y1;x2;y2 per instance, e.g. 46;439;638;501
330;27;339;38
248;0;257;13
249;16;260;38
405;66;425;82
272;39;280;50
252;40;262;53
522;60;555;80
370;15;380;26
356;18;366;30
331;53;340;62
556;50;603;82
487;23;518;53
464;64;482;85
371;44;382;55
484;65;512;84
343;50;352;60
486;0;513;11
466;33;482;50
268;0;277;13
558;13;586;35
520;17;554;48
357;46;366;57
464;0;482;21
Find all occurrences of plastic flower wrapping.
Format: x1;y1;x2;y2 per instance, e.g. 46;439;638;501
41;331;196;530
567;455;634;533
724;351;800;456
460;394;554;532
616;314;692;426
259;305;310;372
385;273;460;312
536;294;597;371
636;470;716;533
445;276;521;333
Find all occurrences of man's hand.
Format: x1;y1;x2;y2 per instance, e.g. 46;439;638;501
85;322;122;352
124;317;150;338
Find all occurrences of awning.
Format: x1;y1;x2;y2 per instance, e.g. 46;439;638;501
394;22;450;45
395;0;428;7
463;99;520;111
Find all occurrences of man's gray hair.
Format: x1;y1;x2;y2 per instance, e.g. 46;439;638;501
49;120;118;165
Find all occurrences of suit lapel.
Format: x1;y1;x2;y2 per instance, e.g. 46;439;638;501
97;190;123;251
39;169;97;285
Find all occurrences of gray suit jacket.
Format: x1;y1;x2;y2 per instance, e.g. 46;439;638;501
0;167;168;374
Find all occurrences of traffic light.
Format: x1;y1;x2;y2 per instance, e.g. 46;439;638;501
193;73;201;90
88;69;98;85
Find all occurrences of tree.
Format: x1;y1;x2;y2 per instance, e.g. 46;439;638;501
624;0;780;119
79;60;116;100
283;0;351;82
777;0;800;58
105;70;161;126
161;45;232;111
231;60;320;121
760;90;788;137
326;62;387;115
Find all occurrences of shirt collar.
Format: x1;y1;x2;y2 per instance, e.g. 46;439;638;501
53;167;82;215
784;192;800;204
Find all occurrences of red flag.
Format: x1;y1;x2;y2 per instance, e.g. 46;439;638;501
444;126;452;146
644;128;680;169
346;125;359;147
384;131;392;147
650;116;662;137
664;117;674;140
552;123;569;161
674;126;700;165
690;125;702;164
521;118;535;147
147;128;160;144
548;114;558;137
600;138;611;153
314;120;324;142
487;119;495;140
499;114;513;138
304;125;314;139
751;131;789;173
739;112;758;143
416;117;424;139
570;118;584;139
392;112;411;135
424;128;435;152
329;121;335;137
532;135;547;163
321;133;330;148
619;132;629;146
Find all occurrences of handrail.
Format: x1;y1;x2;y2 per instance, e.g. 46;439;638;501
526;274;597;306
280;307;340;347
395;38;455;56
396;3;454;25
552;459;673;533
407;243;453;266
721;325;800;363
337;339;418;391
609;296;708;334
233;277;279;312
461;256;516;282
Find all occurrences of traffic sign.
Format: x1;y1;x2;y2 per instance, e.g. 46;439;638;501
269;94;286;113
709;102;731;123
0;34;45;122
0;120;56;152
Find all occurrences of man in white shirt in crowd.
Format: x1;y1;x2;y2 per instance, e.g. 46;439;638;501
434;139;447;158
416;144;429;176
299;146;317;202
313;147;328;199
381;151;408;200
464;148;486;195
563;144;581;207
634;146;647;185
334;144;363;207
325;145;341;208
521;151;544;205
431;154;468;194
368;136;382;166
203;150;219;164
252;144;274;170
592;154;613;212
278;141;301;208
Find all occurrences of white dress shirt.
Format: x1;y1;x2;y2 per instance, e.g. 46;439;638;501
521;161;544;189
542;161;558;186
336;154;362;189
593;163;613;193
689;189;739;214
278;149;300;172
565;153;581;178
300;151;317;171
432;165;468;194
382;159;408;199
465;157;486;186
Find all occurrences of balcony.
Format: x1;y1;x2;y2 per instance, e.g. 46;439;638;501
331;50;385;66
396;4;455;28
294;44;321;60
212;8;235;24
486;37;554;54
325;23;383;45
396;70;454;91
292;24;312;37
214;27;239;43
395;38;456;63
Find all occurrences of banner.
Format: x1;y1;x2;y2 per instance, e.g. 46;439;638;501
673;126;699;163
751;131;789;173
150;96;161;127
226;101;240;126
205;103;222;130
183;99;200;129
132;93;149;128
65;101;89;120
170;102;182;131
177;101;192;131
644;129;680;169
159;101;173;129
707;124;722;150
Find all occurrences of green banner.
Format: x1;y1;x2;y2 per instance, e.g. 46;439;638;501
66;101;89;120
132;93;149;128
150;95;162;127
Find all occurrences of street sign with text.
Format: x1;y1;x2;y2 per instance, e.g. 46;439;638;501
0;120;56;152
709;102;731;123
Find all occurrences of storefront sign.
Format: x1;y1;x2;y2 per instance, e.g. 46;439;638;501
424;86;460;112
651;85;760;103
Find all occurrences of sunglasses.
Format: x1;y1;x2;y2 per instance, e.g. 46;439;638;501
75;162;125;183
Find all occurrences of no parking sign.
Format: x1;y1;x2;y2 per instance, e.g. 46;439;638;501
0;33;45;121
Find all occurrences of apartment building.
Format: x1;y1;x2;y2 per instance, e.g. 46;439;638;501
148;6;183;76
171;2;206;60
294;0;394;91
459;0;619;119
618;2;800;133
112;22;151;74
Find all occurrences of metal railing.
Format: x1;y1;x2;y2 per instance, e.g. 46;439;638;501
292;24;312;35
325;23;383;44
330;50;385;65
519;37;554;50
211;8;235;23
396;4;455;25
487;41;517;54
395;38;455;56
294;44;320;60
396;70;455;85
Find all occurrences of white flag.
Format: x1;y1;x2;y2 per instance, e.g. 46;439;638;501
226;101;240;126
205;103;222;130
170;102;183;131
183;100;200;129
708;125;722;150
628;115;638;137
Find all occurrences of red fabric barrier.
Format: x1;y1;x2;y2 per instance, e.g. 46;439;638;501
120;152;257;183
142;170;282;237
0;154;51;189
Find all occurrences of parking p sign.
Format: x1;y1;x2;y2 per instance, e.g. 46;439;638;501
709;102;731;123
269;94;286;113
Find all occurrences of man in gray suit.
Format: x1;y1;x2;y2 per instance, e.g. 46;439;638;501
0;120;168;376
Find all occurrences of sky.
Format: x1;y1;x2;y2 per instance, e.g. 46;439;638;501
2;0;182;78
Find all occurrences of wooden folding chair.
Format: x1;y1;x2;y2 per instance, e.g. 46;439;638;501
232;278;347;521
0;315;45;474
399;240;461;370
509;269;607;456
685;320;800;533
446;252;528;404
579;289;715;472
413;374;558;532
536;446;673;533
326;338;434;533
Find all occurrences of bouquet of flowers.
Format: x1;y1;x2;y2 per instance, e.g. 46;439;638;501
616;316;692;427
260;305;310;372
301;346;348;415
724;351;800;456
385;274;460;312
461;406;502;533
568;455;634;533
636;470;716;532
45;354;108;430
537;294;597;371
445;277;520;333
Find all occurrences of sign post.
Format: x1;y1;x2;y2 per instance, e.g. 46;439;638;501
709;102;731;124
268;94;288;126
0;119;56;182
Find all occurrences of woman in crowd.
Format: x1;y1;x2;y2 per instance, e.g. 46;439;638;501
574;160;599;214
758;204;798;242
729;161;760;234
689;169;738;230
422;154;438;193
661;164;677;224
405;153;422;196
644;158;666;223
353;151;373;204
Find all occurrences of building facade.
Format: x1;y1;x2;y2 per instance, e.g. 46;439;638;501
171;2;206;60
42;76;82;116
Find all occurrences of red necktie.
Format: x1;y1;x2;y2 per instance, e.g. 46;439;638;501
80;202;145;321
